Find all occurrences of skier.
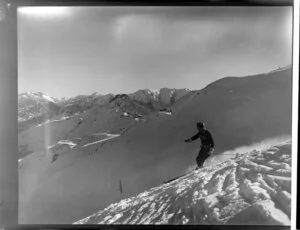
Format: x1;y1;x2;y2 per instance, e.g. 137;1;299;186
185;122;215;169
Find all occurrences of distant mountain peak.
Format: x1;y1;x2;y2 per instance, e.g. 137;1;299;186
19;91;57;103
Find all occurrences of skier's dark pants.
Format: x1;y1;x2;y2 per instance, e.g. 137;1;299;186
196;147;212;167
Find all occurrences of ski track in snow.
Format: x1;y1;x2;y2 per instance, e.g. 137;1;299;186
47;133;120;154
82;134;120;147
74;141;292;225
34;116;71;128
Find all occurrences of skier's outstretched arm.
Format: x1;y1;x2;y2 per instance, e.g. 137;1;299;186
185;132;200;143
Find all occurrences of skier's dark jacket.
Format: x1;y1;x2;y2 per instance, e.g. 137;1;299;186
189;129;215;148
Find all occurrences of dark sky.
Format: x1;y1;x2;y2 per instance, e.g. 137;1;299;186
18;6;292;98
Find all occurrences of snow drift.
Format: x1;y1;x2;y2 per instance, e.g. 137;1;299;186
74;140;291;225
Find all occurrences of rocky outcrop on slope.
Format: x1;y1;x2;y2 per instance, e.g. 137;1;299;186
129;88;190;109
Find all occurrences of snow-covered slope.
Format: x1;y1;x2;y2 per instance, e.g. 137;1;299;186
18;67;292;224
75;141;291;225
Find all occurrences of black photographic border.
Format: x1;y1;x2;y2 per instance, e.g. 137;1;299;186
0;0;297;229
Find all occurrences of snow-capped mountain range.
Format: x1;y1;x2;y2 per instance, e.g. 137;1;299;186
18;88;191;129
19;88;190;108
18;92;61;123
19;91;59;104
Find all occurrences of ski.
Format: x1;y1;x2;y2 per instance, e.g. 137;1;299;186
163;168;198;184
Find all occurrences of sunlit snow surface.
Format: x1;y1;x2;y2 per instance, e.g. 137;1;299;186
158;111;172;115
74;140;291;225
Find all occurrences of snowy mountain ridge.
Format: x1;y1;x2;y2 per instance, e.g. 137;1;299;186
19;91;58;103
18;87;190;126
74;140;292;225
18;92;61;123
19;88;190;105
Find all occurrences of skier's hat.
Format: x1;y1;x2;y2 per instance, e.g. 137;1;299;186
197;121;205;129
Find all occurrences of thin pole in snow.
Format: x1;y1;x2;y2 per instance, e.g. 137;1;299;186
119;179;123;201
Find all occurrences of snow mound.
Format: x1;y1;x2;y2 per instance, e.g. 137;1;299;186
74;141;291;225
